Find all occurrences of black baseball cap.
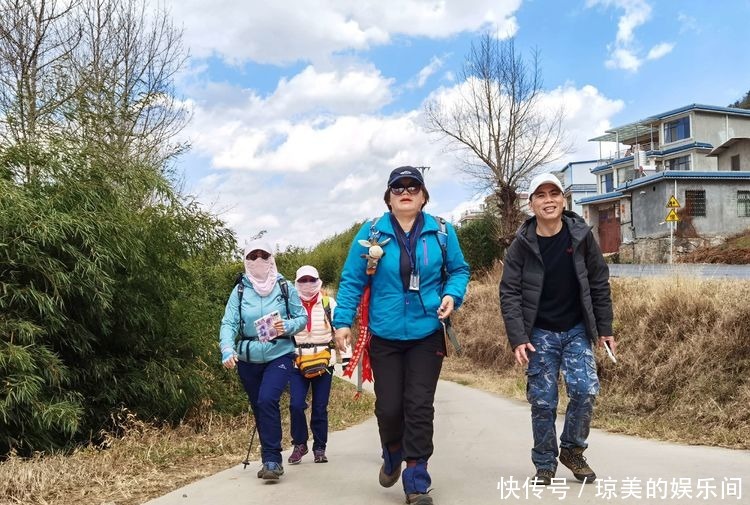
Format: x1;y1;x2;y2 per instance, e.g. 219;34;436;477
387;166;425;187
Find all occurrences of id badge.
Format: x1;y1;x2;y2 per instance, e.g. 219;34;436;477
409;271;420;291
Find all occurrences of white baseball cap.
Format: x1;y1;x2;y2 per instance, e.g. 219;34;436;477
244;240;273;258
528;173;564;200
295;265;320;280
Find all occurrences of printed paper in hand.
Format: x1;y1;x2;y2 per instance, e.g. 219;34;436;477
253;310;282;342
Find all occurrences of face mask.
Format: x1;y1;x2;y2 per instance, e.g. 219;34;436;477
295;279;322;301
244;256;278;296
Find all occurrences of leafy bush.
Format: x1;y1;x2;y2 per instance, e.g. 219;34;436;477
0;146;239;455
275;222;362;290
456;213;504;274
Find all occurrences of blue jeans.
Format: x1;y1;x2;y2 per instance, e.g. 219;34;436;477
289;367;333;450
237;354;294;464
526;323;600;471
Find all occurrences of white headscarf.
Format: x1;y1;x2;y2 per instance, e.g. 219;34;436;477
244;241;278;297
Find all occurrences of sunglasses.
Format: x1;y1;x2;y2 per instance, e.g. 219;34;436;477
246;250;271;261
297;276;318;283
389;184;422;196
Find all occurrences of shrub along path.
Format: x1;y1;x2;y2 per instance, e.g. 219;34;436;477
145;377;750;505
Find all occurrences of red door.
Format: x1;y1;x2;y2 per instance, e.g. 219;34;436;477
597;206;621;254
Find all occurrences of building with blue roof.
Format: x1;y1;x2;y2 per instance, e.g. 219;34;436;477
577;104;750;262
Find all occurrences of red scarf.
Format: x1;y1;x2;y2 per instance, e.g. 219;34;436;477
344;286;373;385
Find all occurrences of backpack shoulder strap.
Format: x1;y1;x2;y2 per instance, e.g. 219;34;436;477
277;277;292;319
321;295;334;335
434;215;448;250
235;273;245;336
431;215;449;284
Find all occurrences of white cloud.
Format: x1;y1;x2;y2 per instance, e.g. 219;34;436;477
541;84;625;162
677;12;699;34
182;64;395;171
166;0;521;65
647;42;674;60
605;47;642;72
190;111;452;249
409;56;446;89
190;81;624;248
587;0;673;73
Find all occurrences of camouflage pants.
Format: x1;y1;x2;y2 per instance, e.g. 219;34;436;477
526;322;600;471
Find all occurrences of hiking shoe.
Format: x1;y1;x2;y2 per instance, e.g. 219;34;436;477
531;468;555;486
257;461;284;480
405;493;433;505
379;462;402;487
313;449;328;463
288;443;308;465
559;447;597;482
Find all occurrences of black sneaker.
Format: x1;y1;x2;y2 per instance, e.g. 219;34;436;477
531;468;556;486
559;447;596;483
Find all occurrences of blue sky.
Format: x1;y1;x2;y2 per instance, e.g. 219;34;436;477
165;0;750;249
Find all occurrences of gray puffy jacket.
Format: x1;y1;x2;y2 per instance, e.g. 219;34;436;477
499;211;613;349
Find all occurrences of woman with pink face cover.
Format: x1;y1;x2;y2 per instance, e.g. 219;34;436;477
287;265;338;465
218;240;307;480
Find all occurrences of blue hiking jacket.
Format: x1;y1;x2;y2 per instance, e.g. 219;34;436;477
333;212;470;340
219;274;308;363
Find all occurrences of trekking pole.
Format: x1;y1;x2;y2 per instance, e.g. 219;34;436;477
242;405;260;469
241;424;257;469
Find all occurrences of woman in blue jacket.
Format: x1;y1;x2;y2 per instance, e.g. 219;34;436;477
219;241;307;480
333;167;470;505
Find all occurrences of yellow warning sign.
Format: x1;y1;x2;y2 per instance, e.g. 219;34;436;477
666;195;681;208
665;209;680;222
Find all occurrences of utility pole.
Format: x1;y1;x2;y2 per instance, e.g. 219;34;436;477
414;166;431;177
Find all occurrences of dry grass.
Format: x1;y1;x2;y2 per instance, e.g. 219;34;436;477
0;377;374;505
449;263;750;450
680;228;750;263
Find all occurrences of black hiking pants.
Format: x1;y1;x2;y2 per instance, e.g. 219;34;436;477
369;329;444;460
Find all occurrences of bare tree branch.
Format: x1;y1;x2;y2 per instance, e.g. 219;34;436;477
424;33;570;245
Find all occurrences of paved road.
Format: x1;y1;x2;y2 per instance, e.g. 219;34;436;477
145;376;749;505
608;263;750;279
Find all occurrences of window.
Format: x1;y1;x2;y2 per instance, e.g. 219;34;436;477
684;190;706;217
738;191;750;217
667;155;691;171
731;154;741;171
601;173;614;192
664;116;690;143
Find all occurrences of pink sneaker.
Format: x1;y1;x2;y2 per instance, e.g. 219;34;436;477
313;449;328;463
288;443;308;465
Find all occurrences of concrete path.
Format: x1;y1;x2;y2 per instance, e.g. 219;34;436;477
144;376;749;504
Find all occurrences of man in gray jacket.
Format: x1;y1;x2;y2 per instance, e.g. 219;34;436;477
500;172;617;486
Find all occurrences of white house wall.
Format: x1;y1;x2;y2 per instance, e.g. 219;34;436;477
629;180;750;238
691;111;750;147
716;143;750;171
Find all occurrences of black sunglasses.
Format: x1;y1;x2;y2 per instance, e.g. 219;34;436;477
389;184;422;196
247;250;271;261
